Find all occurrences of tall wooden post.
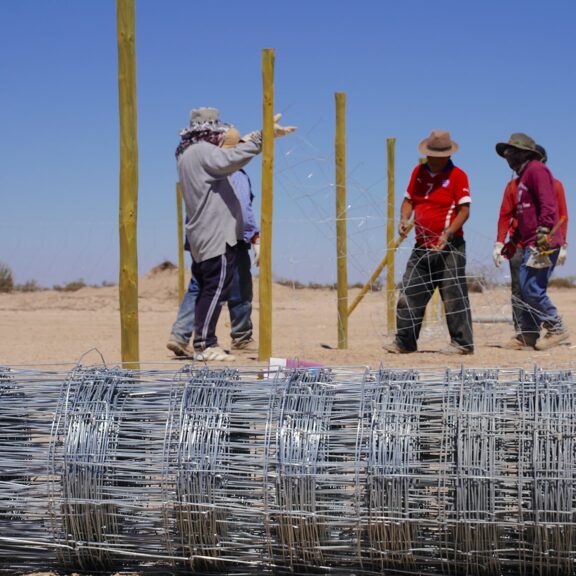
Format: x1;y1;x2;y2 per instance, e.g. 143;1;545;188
176;182;185;302
386;138;396;334
259;48;275;362
335;92;348;349
116;0;139;367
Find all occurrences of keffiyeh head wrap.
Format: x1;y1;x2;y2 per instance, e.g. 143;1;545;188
175;107;231;158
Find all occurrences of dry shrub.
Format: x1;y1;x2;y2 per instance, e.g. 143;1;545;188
150;260;176;274
53;279;87;292
549;276;576;289
0;263;14;293
16;280;41;292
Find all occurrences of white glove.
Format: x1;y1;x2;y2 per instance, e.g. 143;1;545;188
273;113;297;138
252;240;260;267
240;130;262;144
558;244;568;266
241;114;297;143
492;242;504;268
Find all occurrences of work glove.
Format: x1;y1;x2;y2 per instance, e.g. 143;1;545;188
241;131;263;145
558;244;568;266
252;239;260;267
273;113;297;138
535;226;552;252
492;242;504;267
241;112;297;144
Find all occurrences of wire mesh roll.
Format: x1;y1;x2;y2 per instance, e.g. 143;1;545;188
0;364;576;575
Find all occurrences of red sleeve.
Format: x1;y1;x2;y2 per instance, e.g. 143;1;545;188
496;180;517;243
454;168;471;205
555;179;568;240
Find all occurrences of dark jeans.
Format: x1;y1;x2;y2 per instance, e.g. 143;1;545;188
395;239;474;352
227;241;253;344
508;248;523;334
192;245;237;351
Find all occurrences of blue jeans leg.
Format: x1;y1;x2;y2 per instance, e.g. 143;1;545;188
519;248;563;338
228;242;253;343
170;275;199;345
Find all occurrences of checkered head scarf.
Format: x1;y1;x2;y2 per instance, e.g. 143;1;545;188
175;107;231;158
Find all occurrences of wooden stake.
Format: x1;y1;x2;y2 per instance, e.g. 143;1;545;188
335;92;348;349
116;0;139;368
259;48;275;362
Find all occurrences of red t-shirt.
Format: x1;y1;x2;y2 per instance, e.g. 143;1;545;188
406;161;471;247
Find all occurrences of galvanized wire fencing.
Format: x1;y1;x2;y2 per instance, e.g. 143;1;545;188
1;364;576;575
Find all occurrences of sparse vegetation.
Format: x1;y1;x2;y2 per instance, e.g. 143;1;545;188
15;280;41;293
150;260;177;274
0;263;14;293
53;279;87;292
549;276;576;289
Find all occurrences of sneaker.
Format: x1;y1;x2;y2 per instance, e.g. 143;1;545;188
166;336;192;357
194;346;236;362
383;340;412;354
438;343;474;355
231;337;255;350
534;331;570;351
502;335;537;350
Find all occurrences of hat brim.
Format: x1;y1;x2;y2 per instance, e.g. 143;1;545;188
496;141;542;158
496;142;513;157
418;140;458;157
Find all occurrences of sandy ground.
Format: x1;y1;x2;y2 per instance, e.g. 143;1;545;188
2;267;575;576
1;266;574;371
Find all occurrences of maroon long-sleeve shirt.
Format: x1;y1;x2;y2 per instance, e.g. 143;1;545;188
515;160;564;248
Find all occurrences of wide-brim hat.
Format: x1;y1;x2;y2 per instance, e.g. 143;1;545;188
418;130;458;157
495;132;540;158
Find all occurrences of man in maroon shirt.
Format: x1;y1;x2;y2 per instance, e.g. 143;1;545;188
385;130;474;355
493;144;569;344
495;133;569;350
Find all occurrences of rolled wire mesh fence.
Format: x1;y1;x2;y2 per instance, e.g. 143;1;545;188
1;364;576;574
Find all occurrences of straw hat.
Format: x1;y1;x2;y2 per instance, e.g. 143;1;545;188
418;130;459;157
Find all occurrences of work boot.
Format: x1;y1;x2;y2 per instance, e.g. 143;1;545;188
438;343;474;355
534;330;570;351
502;334;537;350
231;337;255;350
166;336;192;357
383;340;413;354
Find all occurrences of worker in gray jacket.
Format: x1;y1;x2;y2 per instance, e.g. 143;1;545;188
175;107;295;361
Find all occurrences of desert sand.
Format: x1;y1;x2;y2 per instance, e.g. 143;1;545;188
2;268;575;576
1;265;574;371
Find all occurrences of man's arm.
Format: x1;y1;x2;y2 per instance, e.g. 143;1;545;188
434;204;470;251
398;198;413;236
497;180;517;243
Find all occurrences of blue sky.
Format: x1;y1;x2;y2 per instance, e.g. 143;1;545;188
2;0;575;287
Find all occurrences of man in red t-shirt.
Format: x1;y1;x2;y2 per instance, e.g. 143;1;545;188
493;144;569;342
385;130;474;355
